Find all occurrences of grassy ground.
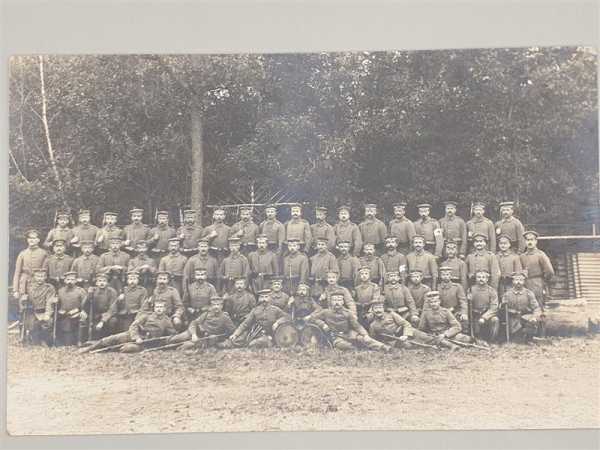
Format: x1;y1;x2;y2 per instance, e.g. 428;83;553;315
6;334;600;435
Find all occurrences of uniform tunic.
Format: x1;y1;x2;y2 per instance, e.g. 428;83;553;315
123;223;151;248
359;255;385;285
145;285;185;320
26;281;56;317
468;284;498;320
358;218;387;248
223;290;256;324
149;225;177;253
159;252;188;294
414;217;440;246
309;251;339;297
96;225;125;251
129;312;176;340
310;221;336;252
438;282;468;317
44;226;75;249
501;287;541;334
177;224;204;251
183;281;217;313
369;311;414;339
111;285;147;316
337;254;361;287
380;251;408;278
219;253;250;291
418;307;462;337
270;291;290;311
495;216;525;253
248;250;280;292
13;246;48;295
406;251;438;286
285;218;312;250
71;254;101;283
388;217;416;252
355;282;381;309
189;310;236;336
520;248;554;306
321;285;357;316
407;282;431;311
466;217;496;253
288;294;321;317
46;254;74;284
439;215;467;256
333;221;362;255
440;256;468;293
497;250;523;279
383;283;418;317
234;303;289;337
230;220;260;248
99;250;131;292
203;222;230;250
183;253;219;286
311;307;365;335
465;251;500;288
282;252;309;293
259;219;285;250
85;286;118;322
56;284;87;332
72;223;99;244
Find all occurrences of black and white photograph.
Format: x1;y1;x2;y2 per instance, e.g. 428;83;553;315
6;46;600;436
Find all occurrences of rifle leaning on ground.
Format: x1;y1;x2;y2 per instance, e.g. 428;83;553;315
19;295;30;344
141;334;227;353
89;336;169;354
446;338;490;351
380;333;440;350
466;291;475;339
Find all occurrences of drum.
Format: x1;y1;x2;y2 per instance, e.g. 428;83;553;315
273;321;299;348
299;323;328;348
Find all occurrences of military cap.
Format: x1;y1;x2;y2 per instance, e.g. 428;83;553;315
56;210;71;218
193;267;207;273
265;204;277;210
228;236;241;243
445;238;459;246
358;265;372;273
209;296;224;303
474;268;490;275
384;235;398;242
511;270;527;279
135;240;148;247
439;265;454;272
326;269;340;275
213;206;226;213
240;206;253;212
287;238;300;244
95;271;109;280
78;209;91;216
385;270;400;276
32;268;47;275
364;203;377;209
25;229;40;239
197;237;210;244
129;208;144;214
363;242;375;248
472;201;486;209
80;240;95;247
103;211;118;217
126;270;140;276
337;205;351;212
153;298;167;305
257;288;272;295
256;234;269;240
109;236;123;242
156;210;169;216
424;291;440;299
370;297;385;306
444;201;458;207
315;206;328;212
52;239;66;246
168;237;181;243
336;239;351;245
412;234;426;241
316;236;329;243
289;203;302;209
499;201;515;208
270;276;284;283
416;203;432;209
523;230;539;239
233;276;247;282
183;209;196;215
472;233;488;241
296;282;310;290
409;269;423;275
497;233;512;242
64;271;78;278
393;202;408;208
155;270;171;278
330;290;346;298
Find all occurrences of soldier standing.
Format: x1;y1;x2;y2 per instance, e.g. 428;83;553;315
218;237;250;294
466;202;496;254
500;271;542;343
96;212;124;254
269;276;290;311
223;277;257;325
248;234;280;293
149;210;177;264
418;291;472;350
85;272;119;338
495;202;526;253
414;203;442;257
230;206;260;255
55;271;88;346
310;206;336;254
388;202;416;255
127;240;157;293
123;208;151;254
520;231;555;309
20;269;56;345
203;207;230;266
496;234;523;299
380;236;408;285
359;243;385;288
103;270;148;333
177;209;204;257
182;267;218;321
465;233;501;289
383;270;419;325
336;240;361;290
309;237;339;299
282;238;309;295
440;238;468;293
159;237;188;297
439;201;467;258
43;210;75;252
406;235;438;289
13;229;48;302
437;265;469;332
406;269;431;316
467;269;500;342
285;203;312;254
259;204;285;255
358;203;387;255
98;236;130;293
183;238;219;293
71;240;100;289
46;239;74;289
333;205;362;256
71;209;99;256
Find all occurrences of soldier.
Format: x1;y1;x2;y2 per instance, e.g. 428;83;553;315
438;265;469;332
318;271;357;316
336;240;360;290
520;230;555;310
149;210;177;264
96;212;124;254
496;234;523;299
46;239;74;289
440;238;468;293
71;240;101;289
159;237;188;297
333;205;362;256
309;236;339;299
383;270;419;325
123;208;152;254
142;271;185;331
310;206;336;254
418;291;472;349
55;271;88;346
406;269;431;315
354;266;381;326
80;299;176;354
306;290;389;352
183;238;219;292
388;202;416;255
177;209;204;257
285;203;312;253
358;203;387;255
466;202;496;254
248;234;280;293
224;288;290;349
168;296;236;350
495;202;525;253
85;271;119;338
127;240;157;292
230;206;260;255
269;276;290;311
104;270;148;333
287;283;321;318
71;209;99;256
43;210;75;252
259;204;285;255
439;201;467;258
500;271;542;343
406;235;438;289
203;207;230;266
13;229;48;302
465;233;501;289
380;236;408;285
223;277;256;325
98;236;130;293
359;243;385;288
282;238;309;295
467;269;500;342
218;237;250;294
19;269;56;345
368;298;432;349
414;203;442;257
182;267;218;322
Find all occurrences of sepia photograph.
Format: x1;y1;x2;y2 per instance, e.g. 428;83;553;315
6;47;600;436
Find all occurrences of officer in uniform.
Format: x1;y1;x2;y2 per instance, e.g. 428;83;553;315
439;201;467;258
282;238;309;295
500;271;542;343
440;238;468;293
358;203;387;255
418;291;472;350
388;202;416;255
383;270;419;325
182;267;218;321
223;277;257;326
380;236;408;286
465;233;501;289
336;240;361;290
20;268;56;345
71;209;99;257
310;206;336;254
46;239;74;289
71;240;101;289
495;202;526;253
159;237;188;297
467;269;500;342
466;202;496;254
142;270;186;332
218;236;250;294
248;234;280;293
284;203;312;254
127;240;157;293
149;210;177;264
98;236;130;293
333;205;362;256
203;207;230;266
55;271;88;346
177;209;204;257
123;208;151;254
406;269;431;315
414;203;442;257
406;235;438;289
96;212;124;254
309;236;339;299
85;271;119;339
259;204;285;255
183;238;219;293
520;230;555;310
438;265;469;332
103;270;148;333
13;229;48;302
44;210;75;252
230;206;259;255
496;234;523;299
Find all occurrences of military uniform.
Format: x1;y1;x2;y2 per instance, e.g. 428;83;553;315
122;311;177;352
358;217;387;254
183;281;218;319
46;252;74;288
223;289;256;325
381;250;408;285
56;283;87;346
369;310;431;347
438;281;469;331
127;252;157;291
336;252;361;290
170;308;236;349
177;222;204;257
359;254;385;287
383;283;418;319
123;219;152;252
22;276;56;345
520;243;554;309
72;221;99;254
388;214;416;255
440;255;468;293
105;284;148;333
320;284;357;316
203;222;230;265
414;214;441;256
468;283;499;341
333;219;362;256
309;249;339;298
183;251;219;290
230;218;260;255
285;217;312;253
418;303;471;347
501;285;541;340
288;292;321;318
407;280;431;314
219;251;250;294
406;250;438;289
466;216;496;253
465;249;500;289
259;218;285;253
159;251;188;297
439;212;467;257
142;284;185;330
354;281;381;325
495;211;525;253
230;302;289;348
13;242;48;297
149;223;177;262
282;249;309;295
71;252;101;287
270;289;290;311
99;248;130;293
96;224;125;253
496;247;523;298
248;248;280;293
44;226;75;251
85;284;119;336
310;220;336;253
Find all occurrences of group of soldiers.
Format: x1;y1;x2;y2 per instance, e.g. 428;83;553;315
12;200;555;353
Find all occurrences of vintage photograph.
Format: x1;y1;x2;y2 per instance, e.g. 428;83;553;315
6;48;600;435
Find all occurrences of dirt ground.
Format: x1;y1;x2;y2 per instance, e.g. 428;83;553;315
6;333;600;436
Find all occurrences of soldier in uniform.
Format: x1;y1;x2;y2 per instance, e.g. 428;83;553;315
177;209;204;257
218;237;250;294
71;240;100;289
169;296;236;350
269;276;290;311
359;243;385;288
418;291;472;350
248;234;280;293
141;271;185;332
333;205;362;256
368;298;431;349
149;210;177;264
80;300;176;354
259;204;285;255
183;238;219;293
309;236;339;299
439;201;467;258
159;237;188;297
383;270;419;325
500;271;542;343
123;208;151;254
440;238;468;293
380;236;408;285
495;202;526;253
13;229;48;303
414;203;442;257
466;202;496;254
465;233;501;289
285;203;312;254
230;206;259;256
223;277;256;325
496;234;523;299
438;265;469;332
46;239;74;289
127;240;157;293
96;212;124;254
358;203;387;255
318;271;357;316
467;269;500;342
98;236;130;293
406;235;438;289
224;289;290;349
282;238;309;295
203;207;230;266
310;206;336;254
336;240;360;290
406;269;431;315
43;210;75;252
55;271;88;346
306;290;389;352
19;269;56;345
85;271;119;339
103;270;148;333
183;267;218;322
388;202;416;255
287;283;321;318
71;209;99;256
354;266;381;326
520;230;555;310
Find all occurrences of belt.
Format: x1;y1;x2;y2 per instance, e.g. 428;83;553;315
209;247;227;252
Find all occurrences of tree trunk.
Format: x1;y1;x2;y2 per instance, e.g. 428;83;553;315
543;299;594;336
190;102;204;225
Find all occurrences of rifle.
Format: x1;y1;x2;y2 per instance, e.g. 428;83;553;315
89;336;169;354
142;334;226;353
52;298;59;346
88;288;95;343
19;296;30;344
246;323;264;344
447;338;490;351
466;291;474;339
504;302;510;344
380;333;440;350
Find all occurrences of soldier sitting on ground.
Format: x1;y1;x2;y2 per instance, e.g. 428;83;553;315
223;277;256;326
406;269;431;316
287;283;321;319
55;271;88;346
382;270;419;325
467;269;500;343
183;267;218;322
141;270;186;332
418;291;472;350
19;269;56;346
500;271;542;344
103;270;148;333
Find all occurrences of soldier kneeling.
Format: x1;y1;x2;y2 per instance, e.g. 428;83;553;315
467;269;500;343
500;271;542;344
